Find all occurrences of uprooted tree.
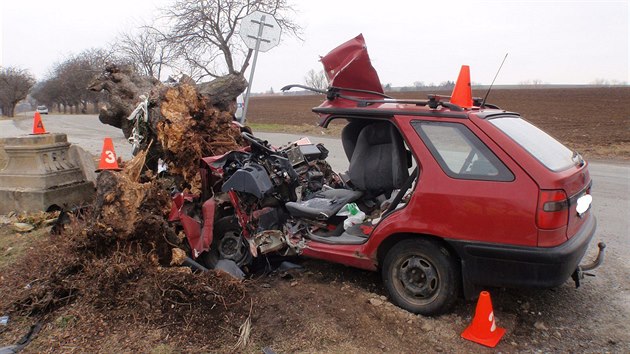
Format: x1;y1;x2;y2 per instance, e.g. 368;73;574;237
91;0;302;174
81;0;304;251
75;0;304;264
88;64;249;179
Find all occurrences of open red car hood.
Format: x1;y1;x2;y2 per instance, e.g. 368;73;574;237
320;34;384;94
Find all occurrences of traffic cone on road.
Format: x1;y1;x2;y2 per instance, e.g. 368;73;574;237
31;112;47;135
96;137;122;171
461;291;505;347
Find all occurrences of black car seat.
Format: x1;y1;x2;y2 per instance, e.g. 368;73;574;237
348;121;409;195
341;119;370;162
285;121;408;220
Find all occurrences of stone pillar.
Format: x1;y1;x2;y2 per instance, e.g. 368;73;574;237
0;133;95;214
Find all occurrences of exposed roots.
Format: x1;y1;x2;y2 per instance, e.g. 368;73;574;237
0;170;250;350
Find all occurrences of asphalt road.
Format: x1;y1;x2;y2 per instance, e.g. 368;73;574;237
1;113;629;348
1;114;628;245
0;114;134;160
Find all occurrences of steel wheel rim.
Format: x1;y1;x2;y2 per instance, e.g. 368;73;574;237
218;231;248;264
393;254;440;304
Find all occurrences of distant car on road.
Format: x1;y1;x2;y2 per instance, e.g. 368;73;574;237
37;105;49;115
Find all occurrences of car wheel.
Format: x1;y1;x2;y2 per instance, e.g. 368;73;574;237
382;238;460;316
199;216;251;268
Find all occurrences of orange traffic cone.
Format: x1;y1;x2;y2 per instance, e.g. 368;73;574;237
450;65;473;108
461;291;505;347
31;111;47;135
96;137;122;171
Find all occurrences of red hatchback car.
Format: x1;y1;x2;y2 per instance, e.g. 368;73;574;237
172;34;603;315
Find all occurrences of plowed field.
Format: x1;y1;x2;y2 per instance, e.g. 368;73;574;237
248;87;630;159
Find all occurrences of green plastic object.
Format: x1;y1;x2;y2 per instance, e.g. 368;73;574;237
347;203;359;215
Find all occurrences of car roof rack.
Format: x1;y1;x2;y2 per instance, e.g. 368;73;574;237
280;84;500;112
281;84;394;99
352;95;464;112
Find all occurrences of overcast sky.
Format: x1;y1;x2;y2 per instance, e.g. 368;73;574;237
1;0;628;92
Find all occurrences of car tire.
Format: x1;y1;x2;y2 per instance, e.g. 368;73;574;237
382;238;460;316
199;216;251;268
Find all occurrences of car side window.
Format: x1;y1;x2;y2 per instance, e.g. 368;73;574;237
412;121;514;181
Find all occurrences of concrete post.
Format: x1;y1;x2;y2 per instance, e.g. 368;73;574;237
0;133;95;214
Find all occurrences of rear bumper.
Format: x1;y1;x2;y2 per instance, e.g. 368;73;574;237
447;214;597;292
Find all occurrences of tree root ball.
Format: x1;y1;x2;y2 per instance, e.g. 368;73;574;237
157;83;244;192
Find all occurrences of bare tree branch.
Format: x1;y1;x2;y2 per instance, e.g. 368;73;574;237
115;27;175;81
304;69;328;91
161;0;301;79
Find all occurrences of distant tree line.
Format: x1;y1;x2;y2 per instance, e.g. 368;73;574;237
384;80;456;92
589;78;627;86
31;49;114;114
300;74;462;93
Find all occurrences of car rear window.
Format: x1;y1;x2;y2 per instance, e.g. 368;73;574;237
413;121;514;181
488;116;574;172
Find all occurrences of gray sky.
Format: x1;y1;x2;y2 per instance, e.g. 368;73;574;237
1;0;628;92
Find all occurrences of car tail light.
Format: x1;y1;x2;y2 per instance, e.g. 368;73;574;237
537;190;569;229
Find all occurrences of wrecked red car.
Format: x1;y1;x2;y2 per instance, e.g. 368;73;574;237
170;34;604;315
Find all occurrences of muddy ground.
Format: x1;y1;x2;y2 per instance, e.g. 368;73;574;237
1;87;629;353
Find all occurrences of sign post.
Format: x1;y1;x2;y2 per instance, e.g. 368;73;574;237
239;11;281;123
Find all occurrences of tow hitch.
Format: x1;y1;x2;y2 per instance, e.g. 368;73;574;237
572;242;606;288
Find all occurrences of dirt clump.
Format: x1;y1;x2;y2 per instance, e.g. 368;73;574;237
0;171;251;352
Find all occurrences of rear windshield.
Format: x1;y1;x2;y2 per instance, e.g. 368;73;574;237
489;116;574;172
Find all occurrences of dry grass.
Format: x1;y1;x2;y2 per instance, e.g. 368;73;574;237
0;227;49;269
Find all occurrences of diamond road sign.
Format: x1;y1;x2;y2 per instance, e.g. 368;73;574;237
239;11;281;53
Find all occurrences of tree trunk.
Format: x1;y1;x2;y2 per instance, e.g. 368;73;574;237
6;103;15;117
89;65;247;131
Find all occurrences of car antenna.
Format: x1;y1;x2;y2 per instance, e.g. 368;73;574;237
481;53;508;108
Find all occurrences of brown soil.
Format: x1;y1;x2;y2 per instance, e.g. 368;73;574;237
0;209;250;353
247;87;630;160
1;232;628;353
